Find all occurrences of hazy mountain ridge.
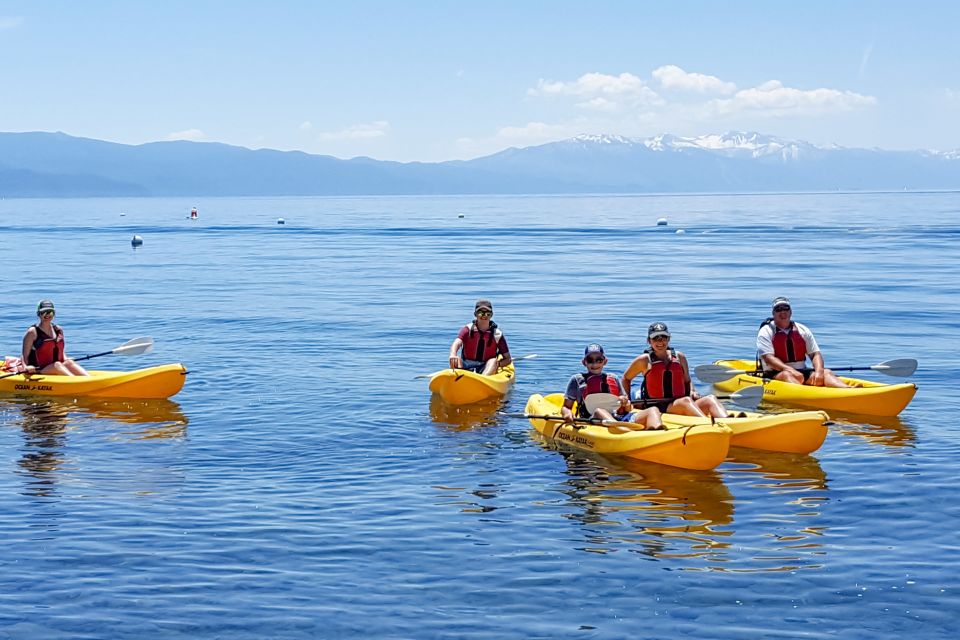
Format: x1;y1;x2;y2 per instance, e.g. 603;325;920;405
0;130;957;197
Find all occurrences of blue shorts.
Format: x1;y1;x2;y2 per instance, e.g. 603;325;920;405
462;359;486;372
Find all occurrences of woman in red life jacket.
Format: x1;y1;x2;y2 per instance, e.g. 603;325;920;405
560;343;663;432
623;322;728;418
757;296;851;387
448;299;513;375
21;300;89;376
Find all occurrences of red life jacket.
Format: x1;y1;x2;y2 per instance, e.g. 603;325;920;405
28;323;65;369
575;372;622;417
770;321;808;363
642;348;688;400
460;321;504;362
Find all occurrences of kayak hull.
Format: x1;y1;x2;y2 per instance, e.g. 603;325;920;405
429;363;515;405
0;363;188;399
525;393;730;471
709;359;917;417
663;409;830;454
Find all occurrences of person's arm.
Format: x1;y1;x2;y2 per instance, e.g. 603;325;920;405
621;354;649;401
449;335;464;369
808;351;826;385
496;334;511;367
561;376;580;422
21;328;36;374
679;352;699;399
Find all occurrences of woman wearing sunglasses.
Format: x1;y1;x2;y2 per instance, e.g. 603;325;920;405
21;300;89;376
448;299;512;375
622;322;728;418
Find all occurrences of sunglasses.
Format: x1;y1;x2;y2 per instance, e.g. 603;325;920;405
476;310;492;318
773;306;791;312
649;334;669;341
584;356;604;364
40;310;55;317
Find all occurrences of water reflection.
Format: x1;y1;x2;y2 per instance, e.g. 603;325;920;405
14;401;70;498
541;443;735;562
829;415;916;449
429;394;503;431
719;449;830;573
4;397;189;498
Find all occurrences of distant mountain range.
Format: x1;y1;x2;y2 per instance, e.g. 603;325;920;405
1;130;958;197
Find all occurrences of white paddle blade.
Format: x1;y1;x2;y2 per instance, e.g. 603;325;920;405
114;336;154;356
695;364;744;384
583;392;621;415
871;358;918;377
727;385;765;408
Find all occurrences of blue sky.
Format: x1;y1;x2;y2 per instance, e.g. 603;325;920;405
1;1;958;161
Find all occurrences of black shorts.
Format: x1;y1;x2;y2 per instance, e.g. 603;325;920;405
762;368;812;382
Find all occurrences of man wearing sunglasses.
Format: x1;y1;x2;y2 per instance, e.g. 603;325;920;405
560;343;663;431
448;299;512;375
21;300;89;376
757;296;850;387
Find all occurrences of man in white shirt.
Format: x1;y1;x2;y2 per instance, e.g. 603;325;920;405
756;296;851;387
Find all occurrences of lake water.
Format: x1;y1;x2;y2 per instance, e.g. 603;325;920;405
1;192;958;638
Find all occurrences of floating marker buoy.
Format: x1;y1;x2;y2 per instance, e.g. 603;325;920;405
656;217;668;226
131;235;143;246
675;229;686;235
458;214;465;219
120;212;126;217
277;217;285;225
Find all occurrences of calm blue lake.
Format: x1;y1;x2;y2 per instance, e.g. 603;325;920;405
1;192;958;638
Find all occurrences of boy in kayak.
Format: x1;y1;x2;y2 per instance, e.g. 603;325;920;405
448;299;512;375
622;322;728;418
757;296;851;387
21;300;89;376
560;343;663;432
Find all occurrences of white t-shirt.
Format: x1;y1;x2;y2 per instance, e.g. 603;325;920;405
756;321;820;370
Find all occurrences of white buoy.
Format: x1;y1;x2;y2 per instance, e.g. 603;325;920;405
277;217;285;225
120;212;126;217
675;229;686;235
131;235;143;246
656;217;668;226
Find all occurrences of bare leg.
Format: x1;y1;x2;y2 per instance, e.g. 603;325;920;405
664;396;706;418
64;358;89;376
695;395;729;418
481;358;499;376
822;369;853;388
39;361;74;376
774;370;805;384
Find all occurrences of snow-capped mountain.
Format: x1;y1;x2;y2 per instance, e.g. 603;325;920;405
0;130;958;196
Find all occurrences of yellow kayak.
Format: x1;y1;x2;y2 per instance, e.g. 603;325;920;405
709;359;917;417
662;409;830;454
525;393;731;471
429;363;515;405
0;363;188;399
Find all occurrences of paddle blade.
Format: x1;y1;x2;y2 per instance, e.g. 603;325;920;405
871;358;918;377
695;364;744;384
724;385;765;409
113;336;154;356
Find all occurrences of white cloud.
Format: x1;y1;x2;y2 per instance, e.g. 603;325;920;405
165;128;207;141
530;72;662;111
299;121;313;132
652;65;736;95
946;89;960;106
0;17;24;30
494;121;572;143
709;80;877;116
318;120;390;140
